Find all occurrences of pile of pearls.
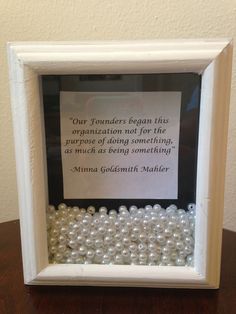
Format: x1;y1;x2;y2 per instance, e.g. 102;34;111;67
47;203;195;266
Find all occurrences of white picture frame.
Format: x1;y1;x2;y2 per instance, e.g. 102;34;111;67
7;40;233;288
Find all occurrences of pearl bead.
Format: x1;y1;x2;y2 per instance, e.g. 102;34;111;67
108;247;116;256
115;242;123;252
153;204;162;212
138;243;147;253
66;258;73;264
68;240;77;249
49;237;57;246
49;245;57;254
157;234;166;245
184;245;193;255
148;234;156;243
186;254;194;266
79;246;87;256
139;233;147;243
164;228;172;237
85;238;94;247
58;244;66;253
68;230;77;239
102;254;111;264
77;235;85;244
55;252;63;262
95;239;103;248
86;250;95;259
129;243;138;253
148;252;159;262
58;203;67;211
122;237;130;246
130;253;138;261
75;257;84;264
115;254;123;264
99;207;107;214
122;249;130;258
176;241;184;250
48;205;56;212
166;239;175;249
71;250;79;259
87;206;95;215
130;233;138;241
176;257;185;266
161;255;171;264
139;253;147;262
162;246;171;255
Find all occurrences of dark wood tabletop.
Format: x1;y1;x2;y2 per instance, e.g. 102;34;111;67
0;220;236;314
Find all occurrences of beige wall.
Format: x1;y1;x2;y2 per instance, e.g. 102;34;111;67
0;0;236;231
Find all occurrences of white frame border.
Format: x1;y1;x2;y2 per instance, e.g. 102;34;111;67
7;40;233;288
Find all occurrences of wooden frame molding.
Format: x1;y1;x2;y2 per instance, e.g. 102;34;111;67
7;40;233;288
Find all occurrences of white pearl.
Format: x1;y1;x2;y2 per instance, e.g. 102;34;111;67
129;205;138;216
157;234;166;245
86;250;95;259
162;246;171;255
95;239;103;248
49;245;57;254
139;253;147;262
55;252;63;262
103;236;112;246
108;247;116;256
176;241;184;250
166;239;175;249
77;235;85;244
164;228;172;237
186;254;194;266
48;205;56;212
148;252;159;262
153;204;162;212
122;237;130;246
130;253;138;261
68;230;77;239
75;257;84;264
58;203;67;211
122;249;130;258
102;254;111;264
148;234;156;243
161;255;170;264
138;243;147;253
115;254;123;264
99;207;107;214
85;238;94;247
68;240;77;249
176;257;185;266
58;244;66;253
139;233;147;243
115;242;123;251
184;245;193;255
49;237;57;246
71;250;79;259
87;206;96;215
79;246;87;256
129;243;138;253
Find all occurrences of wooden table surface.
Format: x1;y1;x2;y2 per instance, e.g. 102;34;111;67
0;220;236;314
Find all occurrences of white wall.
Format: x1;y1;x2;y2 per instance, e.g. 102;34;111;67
0;0;236;231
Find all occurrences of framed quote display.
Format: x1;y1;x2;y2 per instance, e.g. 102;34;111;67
8;40;232;288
